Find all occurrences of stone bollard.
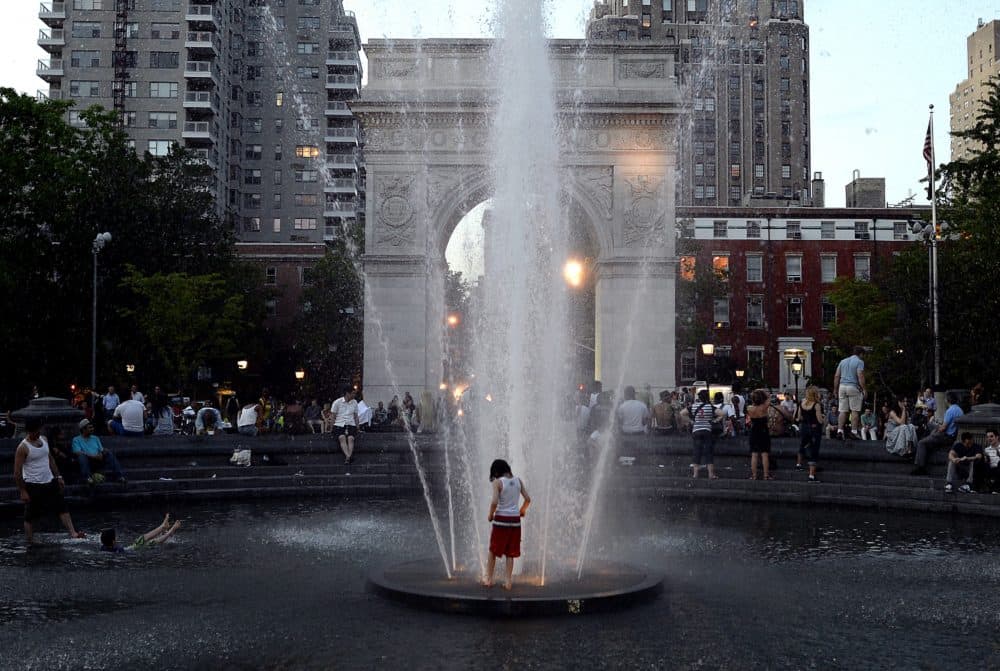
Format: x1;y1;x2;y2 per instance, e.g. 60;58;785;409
953;402;1000;447
9;397;85;440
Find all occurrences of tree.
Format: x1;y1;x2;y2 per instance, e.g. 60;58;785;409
675;225;730;381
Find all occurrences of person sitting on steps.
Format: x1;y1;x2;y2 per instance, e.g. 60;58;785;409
912;391;964;476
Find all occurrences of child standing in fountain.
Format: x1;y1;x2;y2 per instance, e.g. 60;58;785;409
484;459;531;590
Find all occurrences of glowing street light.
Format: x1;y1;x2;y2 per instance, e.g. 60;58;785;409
446;313;460;327
237;359;248;371
563;259;585;288
294;369;305;381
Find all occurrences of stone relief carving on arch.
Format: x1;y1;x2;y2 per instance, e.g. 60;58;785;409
375;174;418;248
621;174;667;248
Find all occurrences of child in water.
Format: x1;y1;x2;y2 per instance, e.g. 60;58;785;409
100;513;182;553
484;459;531;590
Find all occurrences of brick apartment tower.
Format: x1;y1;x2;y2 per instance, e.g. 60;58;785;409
36;0;364;325
587;0;811;207
950;18;1000;162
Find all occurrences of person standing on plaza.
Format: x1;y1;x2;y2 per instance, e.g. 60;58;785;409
912;391;964;476
690;389;721;479
747;389;773;480
13;418;86;543
331;387;359;465
484;459;531;590
258;388;275;433
794;385;825;482
833;346;866;440
72;419;127;487
130;384;145;404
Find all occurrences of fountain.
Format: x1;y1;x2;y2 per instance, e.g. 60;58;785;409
360;0;683;615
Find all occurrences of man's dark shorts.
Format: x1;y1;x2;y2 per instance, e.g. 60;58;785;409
24;481;68;522
336;425;358;438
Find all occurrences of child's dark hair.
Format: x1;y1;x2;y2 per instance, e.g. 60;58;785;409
489;459;511;482
100;528;116;548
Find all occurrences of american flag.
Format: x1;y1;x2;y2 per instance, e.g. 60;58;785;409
923;118;934;177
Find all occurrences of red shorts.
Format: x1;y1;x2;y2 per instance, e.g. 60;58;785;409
489;515;521;558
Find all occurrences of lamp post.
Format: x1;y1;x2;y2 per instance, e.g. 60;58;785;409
909;218;951;388
701;342;715;397
791;353;803;408
91;232;112;394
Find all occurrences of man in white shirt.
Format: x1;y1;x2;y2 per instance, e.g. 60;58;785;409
616;386;650;435
130;384;145;404
331;387;360;464
109;398;146;436
102;386;120;414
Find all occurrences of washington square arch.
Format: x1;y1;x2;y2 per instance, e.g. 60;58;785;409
353;38;682;402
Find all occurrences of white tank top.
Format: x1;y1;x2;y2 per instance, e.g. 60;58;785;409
21;436;54;484
496;476;521;517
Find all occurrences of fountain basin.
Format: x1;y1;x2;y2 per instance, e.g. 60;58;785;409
368;558;662;616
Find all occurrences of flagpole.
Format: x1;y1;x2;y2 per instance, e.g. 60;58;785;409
929;104;940;387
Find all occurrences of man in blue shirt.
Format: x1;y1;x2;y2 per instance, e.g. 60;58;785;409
912;390;964;475
833;346;866;440
72;419;127;487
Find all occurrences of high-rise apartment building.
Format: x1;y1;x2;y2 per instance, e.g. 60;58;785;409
587;0;812;207
950;18;1000;161
36;0;364;324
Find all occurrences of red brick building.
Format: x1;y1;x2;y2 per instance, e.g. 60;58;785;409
676;205;930;392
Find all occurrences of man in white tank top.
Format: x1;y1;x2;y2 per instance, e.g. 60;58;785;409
13;418;86;543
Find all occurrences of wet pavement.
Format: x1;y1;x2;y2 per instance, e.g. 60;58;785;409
1;497;998;670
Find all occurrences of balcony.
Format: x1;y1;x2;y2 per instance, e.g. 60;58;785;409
326;51;360;68
323;178;359;194
38;28;65;49
326;73;359;92
39;2;66;25
330;27;358;47
183;90;217;111
185;4;218;25
325;101;353;116
182;120;215;141
324;200;358;216
185;31;220;53
326;153;358;168
188;148;217;169
324;126;360;145
323;225;338;242
36;58;64;81
184;60;219;82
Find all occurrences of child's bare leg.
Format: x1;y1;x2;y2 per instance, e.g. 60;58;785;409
503;557;514;590
484;553;497;587
140;514;170;543
150;520;182;545
59;513;84;539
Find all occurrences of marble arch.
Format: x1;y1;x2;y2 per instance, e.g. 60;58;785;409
353;38;682;402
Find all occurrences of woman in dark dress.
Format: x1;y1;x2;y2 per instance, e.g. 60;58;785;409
795;385;825;482
747;389;772;480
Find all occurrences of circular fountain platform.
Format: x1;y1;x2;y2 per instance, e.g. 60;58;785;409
368;558;663;616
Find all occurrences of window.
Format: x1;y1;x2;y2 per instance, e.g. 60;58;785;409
295;193;319;207
296;118;320;131
746;254;762;282
126;22;139;38
781;164;791;179
680;350;696;381
713;297;730;326
694;163;704;177
247;118;262;133
265;267;277;285
729;186;741;201
297;42;320;54
70;81;100;98
73;0;102;9
150;0;180;9
786;255;802;282
245;217;261;232
245;144;262;160
273;218;282;233
71;51;100;68
746;220;761;238
787;298;803;329
821;220;835;240
854;221;870;240
854;255;871;281
642;13;651;27
148;112;177;129
821;255;837;283
246;66;262;81
274;144;283;160
730;164;740;178
149;51;179;69
273;193;282;209
754;164;764;178
72;22;102;38
747;296;763;328
297;17;321;30
679;256;695;281
246;91;262;107
780;78;790;93
694;185;705;200
273;170;283;185
706;185;716;199
294;218;318;230
295;170;318;182
276;92;284;107
265;299;277;318
747;348;764;380
822;298;837;329
712;254;729;280
68;111;87;127
147;140;171;157
786;221;801;239
893;221;908;240
244;193;262;209
245;169;262;185
295;145;320;158
713;221;728;238
247;41;263;57
150;23;180;39
149;82;178;98
297;66;320;79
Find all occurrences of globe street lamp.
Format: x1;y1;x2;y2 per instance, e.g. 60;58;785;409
91;232;112;394
237;359;248;371
701;342;715;396
791;353;803;409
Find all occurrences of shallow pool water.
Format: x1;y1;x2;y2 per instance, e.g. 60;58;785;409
1;497;998;670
